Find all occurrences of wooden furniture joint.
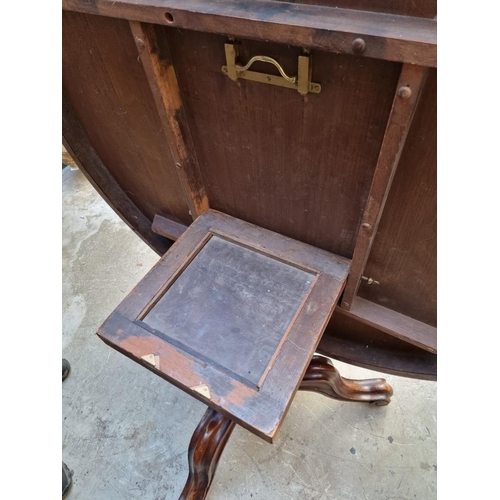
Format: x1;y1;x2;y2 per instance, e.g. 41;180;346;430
222;42;321;95
99;210;352;442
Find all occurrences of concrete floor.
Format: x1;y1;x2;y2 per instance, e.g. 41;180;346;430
62;167;437;500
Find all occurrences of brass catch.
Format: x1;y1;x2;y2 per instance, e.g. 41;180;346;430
221;43;321;96
361;276;380;285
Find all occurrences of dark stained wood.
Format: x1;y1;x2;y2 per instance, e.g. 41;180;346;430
63;4;437;498
130;21;209;219
341;64;429;309
319;313;437;380
149;213;437;359
282;1;437;19
98;210;350;442
62;0;437;67
168;28;401;258
179;352;396;499
143;235;316;387
152;214;189;241
62;11;191;225
337;297;436;353
300;354;392;405
63;96;172;255
359;70;437;326
63;5;437;382
179;408;236;500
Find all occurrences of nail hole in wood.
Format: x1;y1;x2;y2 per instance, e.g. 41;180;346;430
165;12;174;23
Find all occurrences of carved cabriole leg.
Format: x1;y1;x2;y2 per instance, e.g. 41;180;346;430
300;355;393;406
179;355;392;499
179;408;236;500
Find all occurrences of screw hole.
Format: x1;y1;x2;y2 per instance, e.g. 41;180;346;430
165;12;174;23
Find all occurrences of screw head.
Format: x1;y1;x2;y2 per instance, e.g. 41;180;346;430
135;38;145;50
397;86;412;99
352;38;366;54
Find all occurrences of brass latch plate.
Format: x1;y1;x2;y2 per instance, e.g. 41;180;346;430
221;43;321;95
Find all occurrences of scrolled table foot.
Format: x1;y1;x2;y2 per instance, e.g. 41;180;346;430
299;355;393;405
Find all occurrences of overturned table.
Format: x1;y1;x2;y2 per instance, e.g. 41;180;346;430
63;0;436;497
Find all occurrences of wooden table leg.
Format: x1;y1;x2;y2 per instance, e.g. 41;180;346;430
179;408;236;500
179;355;392;499
299;354;393;405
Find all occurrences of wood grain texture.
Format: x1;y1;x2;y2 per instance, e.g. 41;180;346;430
359;70;437;326
62;0;437;67
319;312;437;380
148;214;437;355
63;7;437;380
143;235;315;387
62;11;191;225
63;96;172;255
98;210;349;442
130;21;209;218
338;297;436;353
167;28;400;258
279;1;436;19
179;351;397;499
179;408;236;500
152;214;189;241
300;354;393;405
341;64;429;308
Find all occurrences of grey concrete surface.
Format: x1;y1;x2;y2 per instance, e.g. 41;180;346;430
62;167;437;500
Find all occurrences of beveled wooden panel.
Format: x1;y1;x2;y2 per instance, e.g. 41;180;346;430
143;235;315;387
62;11;191;225
98;210;350;442
167;29;401;258
358;70;437;326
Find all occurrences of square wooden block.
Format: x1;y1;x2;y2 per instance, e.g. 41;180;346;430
98;210;350;442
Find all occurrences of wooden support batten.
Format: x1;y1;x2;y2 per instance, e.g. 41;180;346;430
130;21;209;220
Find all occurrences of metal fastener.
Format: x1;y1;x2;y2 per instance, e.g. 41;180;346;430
352;38;366;54
397;86;412;99
361;276;380;285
